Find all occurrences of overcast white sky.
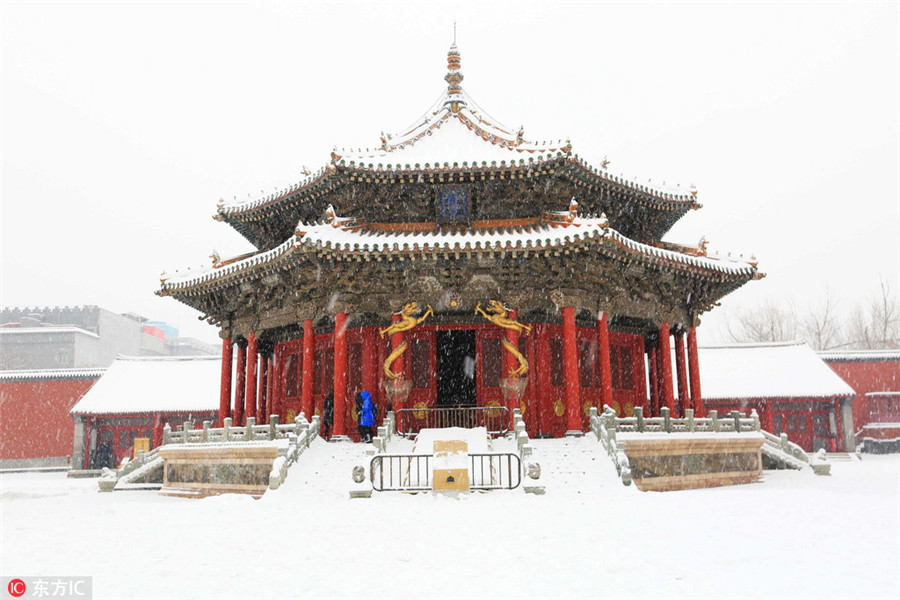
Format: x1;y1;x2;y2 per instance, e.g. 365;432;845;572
2;1;897;344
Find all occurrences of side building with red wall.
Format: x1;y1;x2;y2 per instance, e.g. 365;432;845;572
820;350;900;452
699;342;856;452
70;356;219;470
0;369;104;468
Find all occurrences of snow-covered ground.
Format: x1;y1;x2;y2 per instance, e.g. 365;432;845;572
2;438;898;599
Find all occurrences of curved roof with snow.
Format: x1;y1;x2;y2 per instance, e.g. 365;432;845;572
70;356;220;416
699;341;855;401
215;43;700;250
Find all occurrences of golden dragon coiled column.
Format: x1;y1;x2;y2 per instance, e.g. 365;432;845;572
379;302;433;380
475;300;531;376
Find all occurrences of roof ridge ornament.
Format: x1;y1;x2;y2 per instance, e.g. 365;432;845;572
444;37;466;113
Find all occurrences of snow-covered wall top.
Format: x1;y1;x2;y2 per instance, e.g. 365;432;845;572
70;356;220;415
818;350;900;363
699;341;855;400
0;368;105;382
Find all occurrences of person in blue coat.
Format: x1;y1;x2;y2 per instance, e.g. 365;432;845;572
359;390;375;443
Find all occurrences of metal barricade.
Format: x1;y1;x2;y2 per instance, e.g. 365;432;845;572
370;454;432;492
395;406;510;437
470;453;521;490
370;452;521;491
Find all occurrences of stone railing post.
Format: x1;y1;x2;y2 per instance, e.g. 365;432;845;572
245;417;255;441
710;410;719;432
202;421;210;443
223;417;232;442
635;406;645;433
182;421;191;443
731;411;741;433
750;409;760;432
685;409;695;432
780;433;789;452
163;423;172;445
661;407;671;433
269;415;278;441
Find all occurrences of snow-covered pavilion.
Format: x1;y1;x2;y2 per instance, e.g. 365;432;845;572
700;342;855;452
70;356;219;469
158;42;761;439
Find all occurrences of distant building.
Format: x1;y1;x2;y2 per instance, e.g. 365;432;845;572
0;306;219;468
699;342;856;452
820;350;900;453
0;306;218;370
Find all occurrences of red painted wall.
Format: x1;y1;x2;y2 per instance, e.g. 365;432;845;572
0;378;98;461
824;359;900;434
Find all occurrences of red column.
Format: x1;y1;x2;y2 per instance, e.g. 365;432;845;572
658;322;675;413
687;326;704;417
674;330;689;417
333;312;348;437
258;353;268;424
245;332;258;421
83;416;92;469
833;399;844;452
562;306;582;435
219;338;233;426
362;326;378;408
266;350;280;423
505;308;520;415
234;343;247;425
597;313;613;410
635;337;648;412
647;346;658;416
301;320;315;419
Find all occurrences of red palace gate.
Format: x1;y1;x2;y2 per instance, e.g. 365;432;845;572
272;322;648;439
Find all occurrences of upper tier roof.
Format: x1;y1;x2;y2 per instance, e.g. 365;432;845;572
215;43;700;249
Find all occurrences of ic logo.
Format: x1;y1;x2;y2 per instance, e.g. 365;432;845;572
7;579;26;597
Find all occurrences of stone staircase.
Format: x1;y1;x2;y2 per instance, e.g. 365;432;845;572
759;430;831;475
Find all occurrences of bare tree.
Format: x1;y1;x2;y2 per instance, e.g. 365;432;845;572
846;280;900;349
727;301;799;343
801;289;843;350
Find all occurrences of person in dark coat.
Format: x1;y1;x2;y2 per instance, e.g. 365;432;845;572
359;391;375;442
322;391;334;440
355;391;365;440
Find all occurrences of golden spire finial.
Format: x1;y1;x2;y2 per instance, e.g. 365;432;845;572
444;26;465;113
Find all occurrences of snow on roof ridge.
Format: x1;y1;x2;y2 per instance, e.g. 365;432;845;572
161;209;756;293
818;349;900;361
0;326;100;339
114;355;221;362
0;367;106;381
699;340;808;350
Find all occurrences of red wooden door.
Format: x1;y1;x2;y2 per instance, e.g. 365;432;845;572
275;340;303;423
313;335;334;420
578;327;601;430
534;324;567;437
609;332;645;417
406;328;437;413
476;329;505;411
344;328;364;441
